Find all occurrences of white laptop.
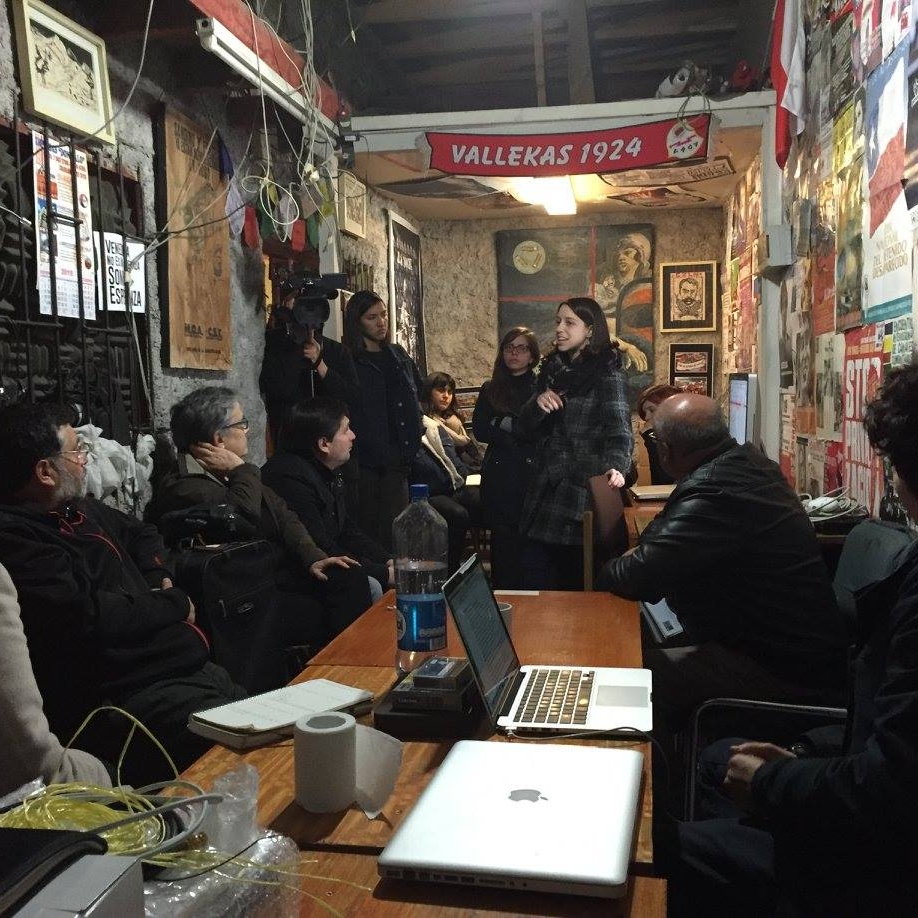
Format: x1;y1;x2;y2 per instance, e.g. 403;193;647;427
443;555;652;735
378;739;643;898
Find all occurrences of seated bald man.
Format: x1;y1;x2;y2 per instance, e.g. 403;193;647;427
599;393;849;731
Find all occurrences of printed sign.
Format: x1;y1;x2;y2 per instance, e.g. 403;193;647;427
426;114;713;177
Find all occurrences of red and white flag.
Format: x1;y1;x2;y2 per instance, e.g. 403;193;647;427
771;0;807;168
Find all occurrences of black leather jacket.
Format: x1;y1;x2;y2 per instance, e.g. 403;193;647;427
600;441;848;689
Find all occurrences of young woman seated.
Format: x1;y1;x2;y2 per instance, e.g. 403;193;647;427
410;398;482;574
420;372;483;469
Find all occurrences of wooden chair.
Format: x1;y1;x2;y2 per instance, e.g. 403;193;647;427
582;476;628;590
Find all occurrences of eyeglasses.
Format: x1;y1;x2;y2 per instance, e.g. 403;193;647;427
221;417;249;432
52;444;91;464
503;344;531;354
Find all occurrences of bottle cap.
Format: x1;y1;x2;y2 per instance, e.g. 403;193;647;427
409;483;429;502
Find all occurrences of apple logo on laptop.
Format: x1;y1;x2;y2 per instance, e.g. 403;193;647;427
508;788;548;803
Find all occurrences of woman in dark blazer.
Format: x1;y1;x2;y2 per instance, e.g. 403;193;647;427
472;326;540;587
342;290;423;551
516;298;633;590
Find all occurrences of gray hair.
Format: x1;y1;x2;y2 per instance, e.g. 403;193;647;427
655;403;728;455
170;386;238;451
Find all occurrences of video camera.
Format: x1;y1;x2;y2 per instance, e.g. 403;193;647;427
275;270;348;344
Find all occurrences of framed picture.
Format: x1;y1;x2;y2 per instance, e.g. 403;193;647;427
12;0;115;144
453;386;481;431
670;343;714;396
659;260;718;333
337;171;367;238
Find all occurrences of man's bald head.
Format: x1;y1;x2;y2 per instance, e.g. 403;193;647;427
654;394;730;478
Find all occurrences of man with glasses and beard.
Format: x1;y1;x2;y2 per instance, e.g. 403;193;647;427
0;402;246;785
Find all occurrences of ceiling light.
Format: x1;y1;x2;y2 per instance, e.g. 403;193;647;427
482;175;577;215
196;17;311;123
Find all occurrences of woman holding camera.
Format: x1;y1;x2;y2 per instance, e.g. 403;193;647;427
516;298;633;590
342;290;423;551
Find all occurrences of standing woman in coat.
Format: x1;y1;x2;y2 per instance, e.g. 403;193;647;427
342;290;423;551
517;298;633;590
472;326;540;588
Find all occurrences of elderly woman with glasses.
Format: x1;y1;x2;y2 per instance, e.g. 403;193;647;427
471;326;540;587
148;386;372;648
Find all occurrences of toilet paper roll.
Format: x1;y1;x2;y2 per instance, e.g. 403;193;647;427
294;711;357;813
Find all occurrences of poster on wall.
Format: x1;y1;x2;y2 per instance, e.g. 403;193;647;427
32;131;95;319
881;0;911;60
835;156;865;329
496;224;655;404
387;210;427;377
812;180;838;335
831;4;857;114
780;391;797;486
843;324;885;515
93;233;145;312
856;0;884;81
863;40;912;323
155;107;231;370
795;306;817;435
816;332;844;440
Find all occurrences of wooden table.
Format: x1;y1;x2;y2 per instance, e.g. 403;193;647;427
623;501;667;548
183;591;663;915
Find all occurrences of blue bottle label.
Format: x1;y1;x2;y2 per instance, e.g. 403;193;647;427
396;594;447;652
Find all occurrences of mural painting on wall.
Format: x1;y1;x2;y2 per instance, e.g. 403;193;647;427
387;211;427;376
156;106;231;370
496;224;654;404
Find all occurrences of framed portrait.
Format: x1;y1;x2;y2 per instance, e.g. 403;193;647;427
659;260;718;333
338;171;367;238
12;0;115;144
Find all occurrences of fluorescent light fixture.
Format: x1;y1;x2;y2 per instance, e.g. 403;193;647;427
479;175;577;215
196;17;310;123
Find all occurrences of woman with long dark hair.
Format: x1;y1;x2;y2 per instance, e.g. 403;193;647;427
419;371;482;468
342;290;422;551
472;326;540;587
517;298;633;589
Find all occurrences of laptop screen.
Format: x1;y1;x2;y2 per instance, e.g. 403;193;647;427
443;556;520;720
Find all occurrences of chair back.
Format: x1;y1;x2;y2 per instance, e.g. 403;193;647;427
832;519;915;626
582;476;628;590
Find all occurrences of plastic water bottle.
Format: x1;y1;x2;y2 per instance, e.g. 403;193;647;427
393;484;449;675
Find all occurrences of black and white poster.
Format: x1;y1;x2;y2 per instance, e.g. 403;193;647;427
387;210;426;376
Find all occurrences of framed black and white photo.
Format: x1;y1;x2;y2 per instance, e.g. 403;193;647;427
659;260;718;333
12;0;115;144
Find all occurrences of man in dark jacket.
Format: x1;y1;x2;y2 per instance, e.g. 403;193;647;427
599;393;849;725
0;403;246;784
262;397;392;599
670;364;918;916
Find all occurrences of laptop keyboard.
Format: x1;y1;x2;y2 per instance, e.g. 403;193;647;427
512;668;594;726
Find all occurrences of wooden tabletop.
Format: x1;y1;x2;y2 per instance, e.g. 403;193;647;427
310;590;643;668
293;850;666;916
182;591;661;915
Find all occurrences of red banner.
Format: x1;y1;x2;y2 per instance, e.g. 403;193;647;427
426;115;713;177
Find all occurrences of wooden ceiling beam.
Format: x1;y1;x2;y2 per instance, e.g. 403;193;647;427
361;0;565;24
403;50;565;85
384;17;565;58
566;0;595;104
590;11;737;43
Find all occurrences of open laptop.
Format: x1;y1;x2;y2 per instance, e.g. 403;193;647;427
378;739;643;898
443;555;652;734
